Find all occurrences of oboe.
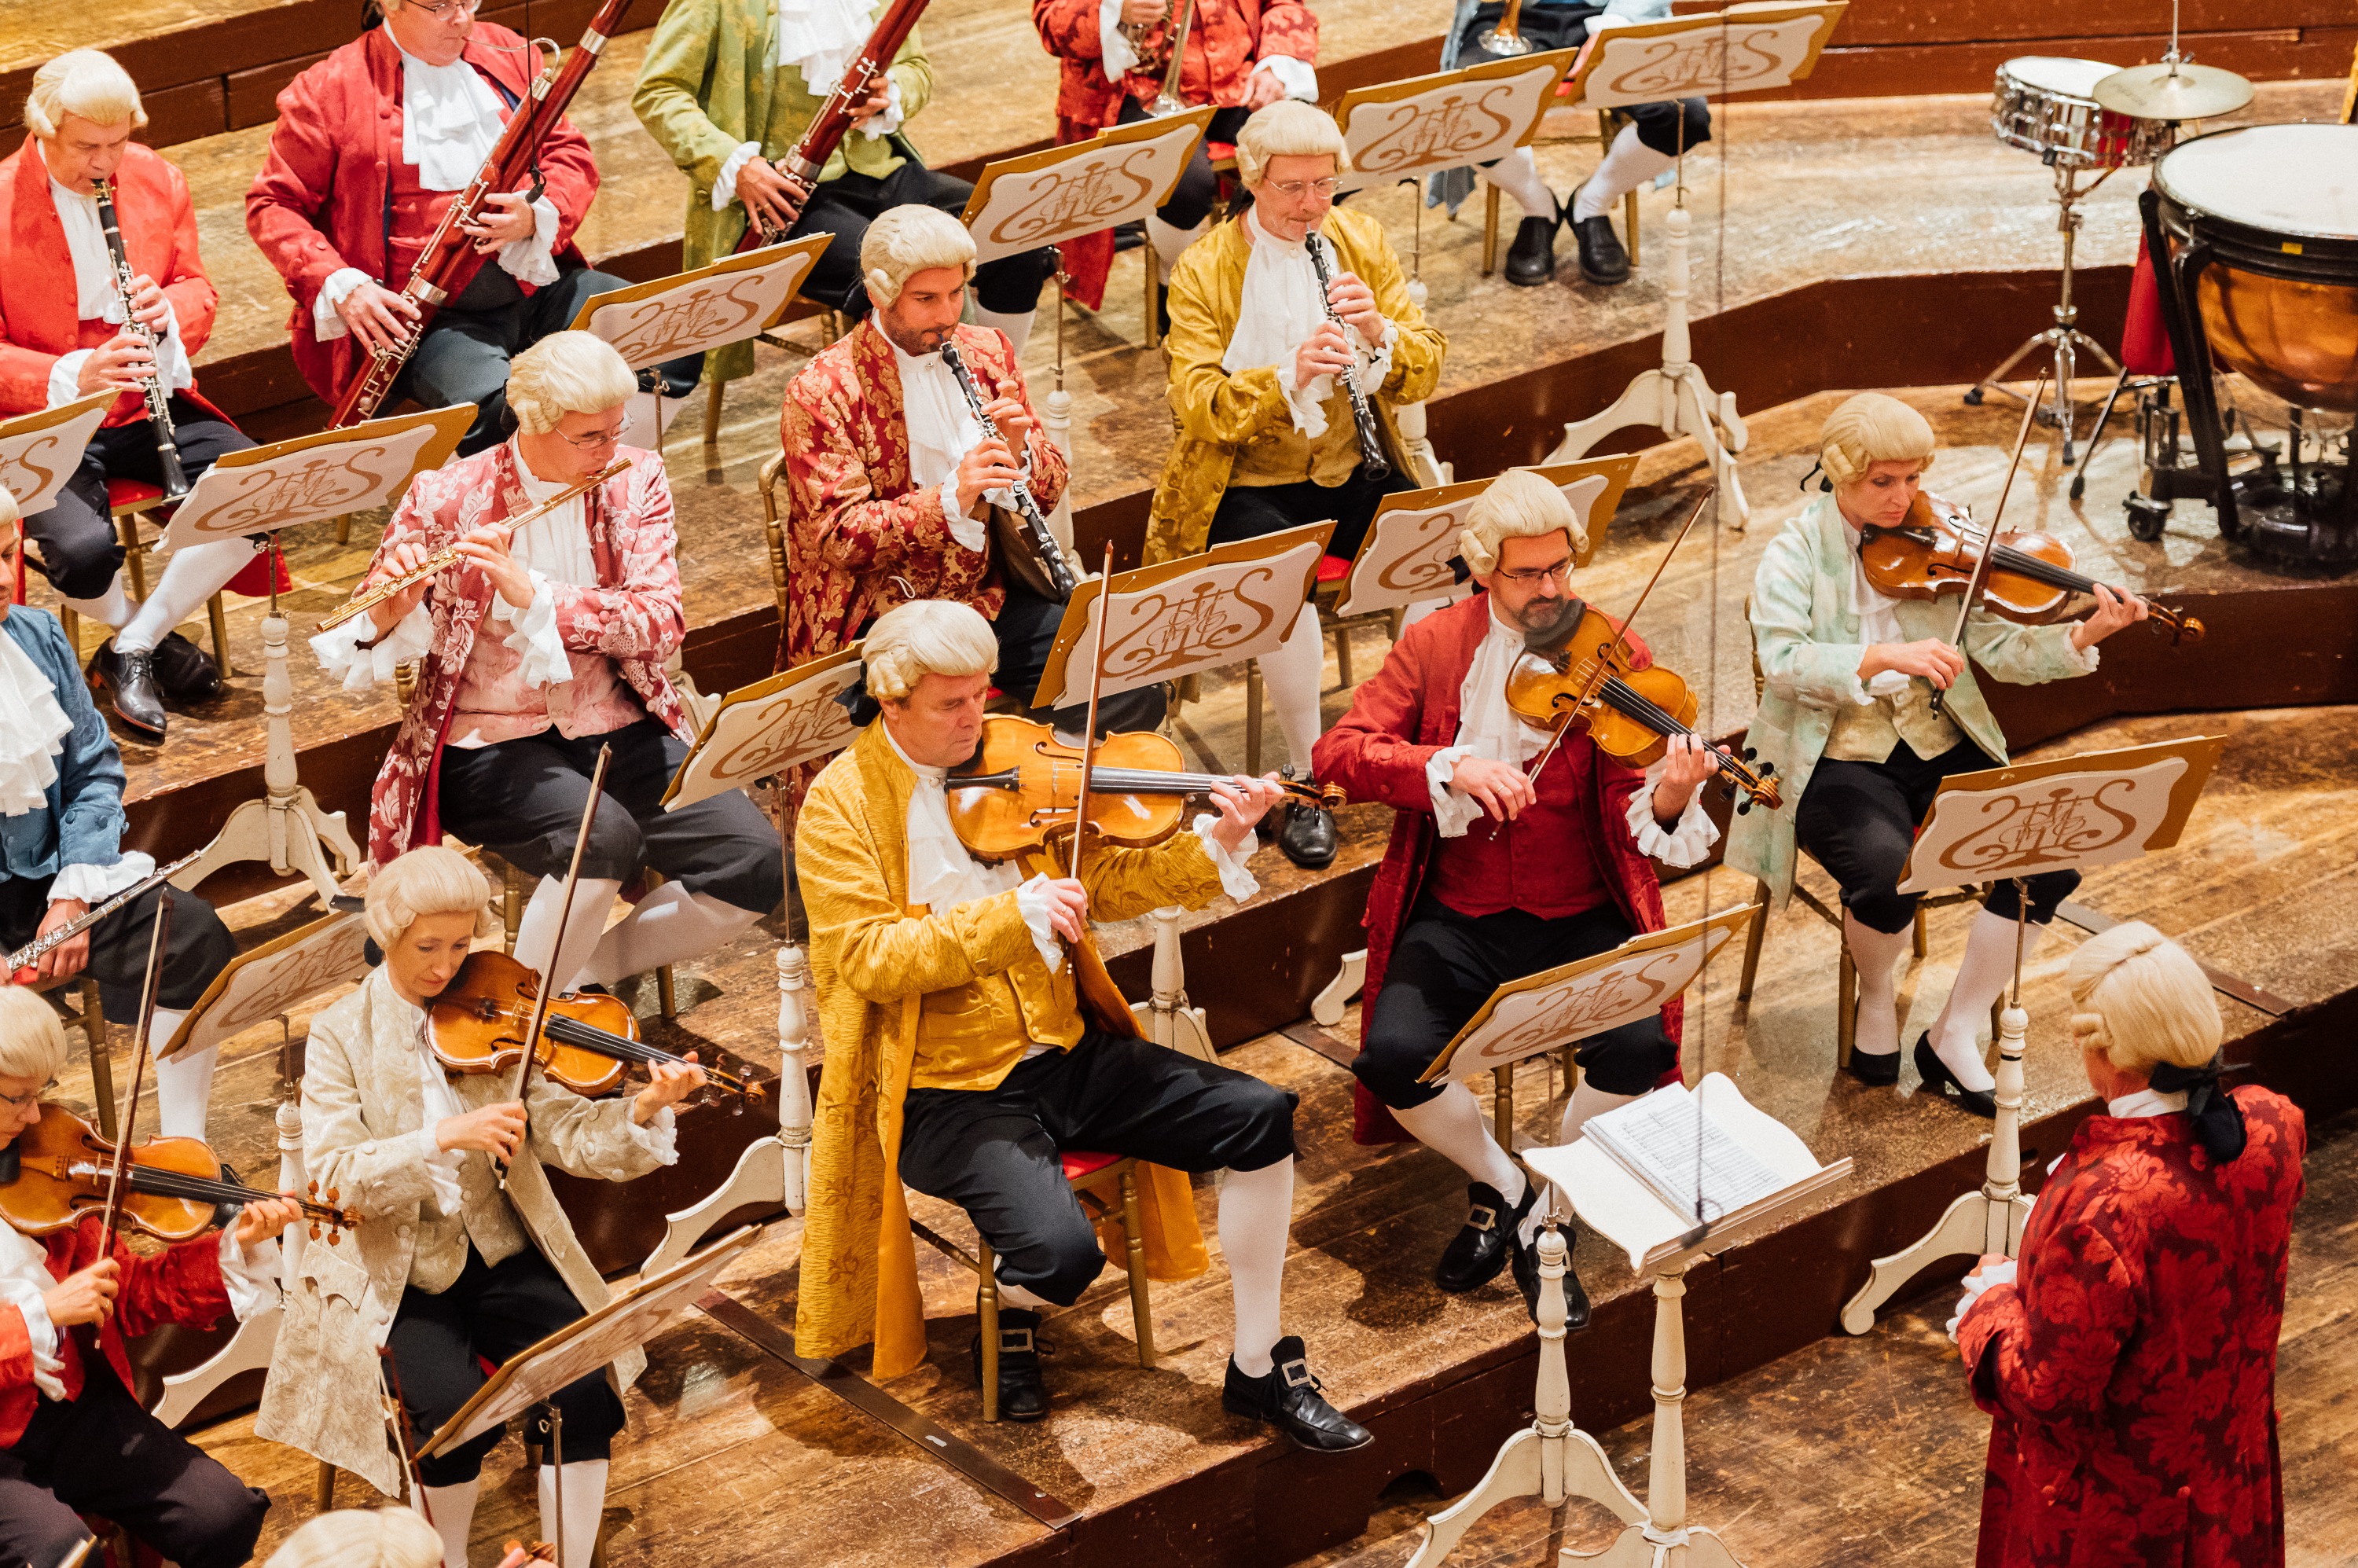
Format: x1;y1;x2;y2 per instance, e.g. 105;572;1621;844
1305;232;1390;480
938;342;1077;600
91;178;188;498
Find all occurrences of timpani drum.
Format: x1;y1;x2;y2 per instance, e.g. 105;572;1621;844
1992;57;2173;170
2150;123;2358;413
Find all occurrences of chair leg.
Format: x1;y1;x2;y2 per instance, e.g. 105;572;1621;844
1836;942;1857;1070
314;1460;336;1511
1481;182;1501;277
83;981;116;1143
703;375;725;446
656;965;678;1019
1624;188;1640;268
1119;1170;1155;1370
502;863;523;957
206;592;232;678
1912;903;1928;959
1244;659;1264;778
977;1239;1000;1423
58;605;80;658
336;512;351;545
1492;1063;1514;1150
1332;622;1353;689
117;514;149;600
1736;879;1771;1001
1144;243;1162;352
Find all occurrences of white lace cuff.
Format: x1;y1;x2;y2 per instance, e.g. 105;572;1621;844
414;1126;462;1217
1274;352;1333;439
626;1104;681;1165
313;267;373;342
1191;813;1262;902
1014;872;1067;973
312;600;432;692
154;300;195;398
1100;0;1140;75
713;141;763;211
1256;53;1318;101
1426;744;1481;838
500;575;571;687
2065;637;2101;674
1946;1255;2016;1342
1625;769;1720;868
0;1283;66;1401
46;351;94;409
50;854;156;905
498;196;562;288
939;476;987;553
1353;318;1398;397
856;77;906;141
218;1225;284;1323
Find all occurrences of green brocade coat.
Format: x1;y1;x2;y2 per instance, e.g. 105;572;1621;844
633;0;935;384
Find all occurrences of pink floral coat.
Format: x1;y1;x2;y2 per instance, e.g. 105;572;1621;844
360;442;689;868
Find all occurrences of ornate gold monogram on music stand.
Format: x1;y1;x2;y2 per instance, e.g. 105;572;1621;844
659;643;866;811
1333;49;1579;193
960;109;1215;266
566;236;831;368
158;908;372;1064
1331;455;1636;619
0;392;113;516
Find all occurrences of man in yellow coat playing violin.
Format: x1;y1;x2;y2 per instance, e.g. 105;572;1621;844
794;600;1368;1446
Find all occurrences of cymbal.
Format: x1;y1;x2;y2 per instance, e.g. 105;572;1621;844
2093;61;2255;120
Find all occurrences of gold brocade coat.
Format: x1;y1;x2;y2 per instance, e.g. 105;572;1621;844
1144;204;1445;564
792;722;1218;1375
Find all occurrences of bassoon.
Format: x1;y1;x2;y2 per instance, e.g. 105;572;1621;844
329;0;637;428
735;0;935;251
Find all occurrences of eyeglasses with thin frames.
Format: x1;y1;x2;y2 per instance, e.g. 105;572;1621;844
1495;558;1574;587
556;424;625;452
0;1081;58;1114
404;0;485;19
1267;178;1341;200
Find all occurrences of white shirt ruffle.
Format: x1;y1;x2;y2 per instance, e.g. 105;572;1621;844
49;853;156;906
0;629;75;817
1222;209;1391;439
312;601;433;691
887;336;1019;554
887;726;1066;974
1190;812;1261;902
37;145;193;408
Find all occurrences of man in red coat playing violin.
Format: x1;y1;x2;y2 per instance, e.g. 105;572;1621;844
1312;469;1718;1324
245;0;626;456
0;984;301;1568
0;50;274;743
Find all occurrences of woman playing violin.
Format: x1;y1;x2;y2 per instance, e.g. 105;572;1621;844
0;984;299;1568
1728;394;2147;1112
255;846;705;1568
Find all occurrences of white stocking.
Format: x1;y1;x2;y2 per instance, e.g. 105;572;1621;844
513;876;623;995
1482;145;1558;222
1927;908;2031;1094
991;1258;1053;1311
1390;1083;1525;1206
421;1478;479;1568
61;579;132;631
1146;212;1208;271
1522;1081;1637;1242
1845;910;1911;1062
585;884;760;989
1220;1156;1293;1377
1574;122;1676;222
116;538;259;655
969;304;1035;358
538;1460;608;1568
1258;608;1327;772
151;1017;214;1141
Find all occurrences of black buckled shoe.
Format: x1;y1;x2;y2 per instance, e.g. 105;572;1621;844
1844;1045;1902;1087
1504;208;1561;287
1223;1336;1372;1452
1275;768;1339;869
87;640;167;742
1914;1032;1996;1119
149;630;223;703
1570;211;1632;286
970;1305;1050;1422
1435;1179;1537;1294
1511;1215;1591;1329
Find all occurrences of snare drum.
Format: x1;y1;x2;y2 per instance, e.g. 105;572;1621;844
1992;57;2173;170
2151;123;2358;412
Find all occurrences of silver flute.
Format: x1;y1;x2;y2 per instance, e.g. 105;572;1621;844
4;850;204;975
92;177;188;498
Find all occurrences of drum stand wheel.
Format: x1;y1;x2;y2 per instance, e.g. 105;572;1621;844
1966;160;2125;461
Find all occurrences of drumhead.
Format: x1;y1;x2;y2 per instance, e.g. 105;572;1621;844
2156;125;2358;241
2000;56;2118;100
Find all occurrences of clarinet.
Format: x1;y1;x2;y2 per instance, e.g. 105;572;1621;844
938;341;1078;600
91;178;188;498
1305;231;1390;481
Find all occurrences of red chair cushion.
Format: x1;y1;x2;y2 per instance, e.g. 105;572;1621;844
1060;1150;1121;1181
105;478;166;509
1317;553;1352;584
1207;141;1237;161
227;546;292;598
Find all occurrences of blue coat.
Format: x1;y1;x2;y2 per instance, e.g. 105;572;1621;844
0;608;128;887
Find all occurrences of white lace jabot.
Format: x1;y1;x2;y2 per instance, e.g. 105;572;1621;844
0;630;73;818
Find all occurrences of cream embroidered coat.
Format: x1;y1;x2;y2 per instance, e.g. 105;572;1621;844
256;966;672;1496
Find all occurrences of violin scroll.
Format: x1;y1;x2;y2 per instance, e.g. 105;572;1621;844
305;1179;357;1244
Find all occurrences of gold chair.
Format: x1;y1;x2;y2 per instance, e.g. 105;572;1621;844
31;975;114;1139
700;307;850;446
1479;108;1642;280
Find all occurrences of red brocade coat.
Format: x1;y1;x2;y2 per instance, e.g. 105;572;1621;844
1030;0;1318;307
1311;592;1680;1144
1958;1086;2305;1568
245;24;601;407
777;318;1066;668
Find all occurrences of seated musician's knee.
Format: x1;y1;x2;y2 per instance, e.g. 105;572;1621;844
169;1473;270;1568
1218;1075;1300;1173
972;248;1055;314
571;813;648;885
1574;1020;1676;1097
998;1207;1107;1308
1843;884;1920;936
39;523;125;603
1352;1019;1449;1111
1987;869;2081;926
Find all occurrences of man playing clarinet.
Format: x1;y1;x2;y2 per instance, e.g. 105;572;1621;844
247;0;627;455
0;50;273;742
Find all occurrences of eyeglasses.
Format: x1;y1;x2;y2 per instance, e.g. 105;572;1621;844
1495;557;1574;586
556;424;624;451
0;1081;57;1114
403;0;484;18
1266;178;1341;200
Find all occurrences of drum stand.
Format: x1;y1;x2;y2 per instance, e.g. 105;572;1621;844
1965;161;2124;461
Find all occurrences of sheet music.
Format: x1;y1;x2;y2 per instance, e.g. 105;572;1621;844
1582;1082;1785;1225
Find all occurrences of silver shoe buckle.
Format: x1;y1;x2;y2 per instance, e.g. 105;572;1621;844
1280;1357;1316;1390
1467;1203;1497;1232
999;1327;1035;1353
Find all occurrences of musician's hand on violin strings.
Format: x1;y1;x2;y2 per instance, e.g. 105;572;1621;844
1860;639;1967;690
31;900;90;985
1294;322;1357;387
1039;877;1091;944
462;189;540;254
78;332;157;397
454;523;534;610
42;1259;119;1329
1203;773;1289;854
126;274;172;336
2070;582;2149;649
1452;754;1538;824
232;1195;307;1253
365;538;441;635
736;157;806;234
1652;733;1716;823
438;1101;529;1162
336;280;422;354
634;1053;708;1126
955;438;1026;520
1323;272;1384;342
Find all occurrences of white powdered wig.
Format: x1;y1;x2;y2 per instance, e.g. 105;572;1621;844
864;599;999;702
263;1507;446;1568
1818;391;1935;490
1235;99;1349;188
861;204;978;309
364;844;499;950
24;49;146;140
506;331;637;435
1460;468;1583;578
0;987;68;1085
2068;920;2224;1077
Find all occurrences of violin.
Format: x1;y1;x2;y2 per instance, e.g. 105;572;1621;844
427;949;764;1106
1860;492;2203;644
946;714;1346;864
0;1105;358;1245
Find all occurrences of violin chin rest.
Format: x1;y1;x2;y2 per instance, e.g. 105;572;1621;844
0;1146;17;1185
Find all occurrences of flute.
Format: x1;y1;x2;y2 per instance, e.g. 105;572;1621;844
92;178;188;498
314;460;630;633
1305;232;1390;480
5;850;204;975
938;342;1078;600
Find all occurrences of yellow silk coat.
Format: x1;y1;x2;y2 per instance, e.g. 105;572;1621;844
793;722;1218;1375
1144;203;1446;564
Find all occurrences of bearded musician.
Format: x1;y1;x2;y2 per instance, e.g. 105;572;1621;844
310;332;783;999
1147;100;1445;869
247;0;626;455
2;50;275;743
1031;0;1321;325
777;206;1164;735
1312;471;1717;1323
794;600;1366;1445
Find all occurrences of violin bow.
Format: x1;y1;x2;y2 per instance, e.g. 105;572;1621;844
1931;369;2048;718
96;897;172;1260
1066;545;1118;882
498;744;613;1191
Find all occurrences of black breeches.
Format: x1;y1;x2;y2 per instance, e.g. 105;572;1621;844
1207;463;1415;565
21;399;253;600
790;162;1058;319
0;876;233;1023
1357;898;1674;1108
1793;740;2081;935
1622;97;1712;156
388;1245;628;1486
991;580;1169;736
399;264;630;456
898;1034;1296;1305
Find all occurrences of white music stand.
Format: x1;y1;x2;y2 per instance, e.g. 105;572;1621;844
1541;2;1848;533
961;109;1215;545
1331;456;1636;619
153;406;472;906
0;393;113;517
1335;48;1578;195
1838;734;2222;1333
148;909;373;1427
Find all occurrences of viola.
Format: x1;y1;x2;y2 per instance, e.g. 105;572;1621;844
427;950;764;1105
0;1105;358;1245
1504;602;1783;813
1859;491;2204;644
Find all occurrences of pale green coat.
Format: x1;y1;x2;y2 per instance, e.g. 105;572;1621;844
632;0;935;382
1726;493;2096;908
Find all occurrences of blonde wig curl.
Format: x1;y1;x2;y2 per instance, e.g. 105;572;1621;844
1817;392;1935;490
863;599;999;702
364;845;500;951
1460;468;1585;578
861;205;977;310
0;987;69;1085
2066;920;2222;1077
1235;100;1349;188
24;50;146;141
505;332;636;435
